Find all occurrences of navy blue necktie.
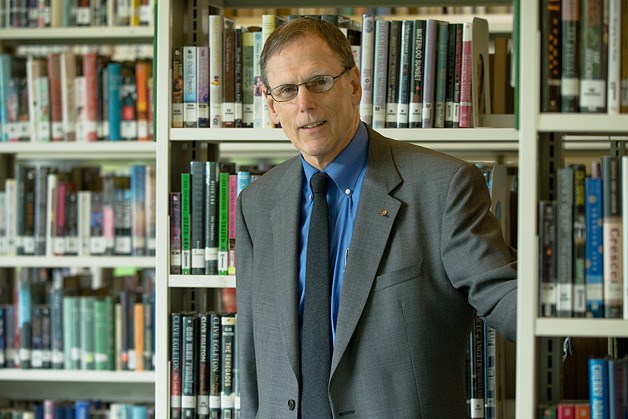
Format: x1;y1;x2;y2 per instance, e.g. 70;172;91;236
300;171;332;418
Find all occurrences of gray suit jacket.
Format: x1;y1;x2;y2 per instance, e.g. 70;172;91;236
236;126;517;418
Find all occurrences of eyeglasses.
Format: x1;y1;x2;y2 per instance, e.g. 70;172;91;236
266;66;353;102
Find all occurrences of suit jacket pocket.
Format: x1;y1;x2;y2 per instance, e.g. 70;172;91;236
373;261;423;291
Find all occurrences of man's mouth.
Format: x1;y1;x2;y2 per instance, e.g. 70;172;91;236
301;121;325;129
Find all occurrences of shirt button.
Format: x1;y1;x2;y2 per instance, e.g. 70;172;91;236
288;399;296;410
344;188;351;195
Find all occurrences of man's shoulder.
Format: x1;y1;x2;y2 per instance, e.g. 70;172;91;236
241;155;301;197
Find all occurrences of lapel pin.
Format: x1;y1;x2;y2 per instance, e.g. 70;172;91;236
379;209;389;217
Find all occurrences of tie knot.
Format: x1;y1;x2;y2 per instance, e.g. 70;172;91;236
310;172;328;195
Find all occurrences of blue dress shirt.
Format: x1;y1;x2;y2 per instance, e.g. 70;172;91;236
298;122;369;344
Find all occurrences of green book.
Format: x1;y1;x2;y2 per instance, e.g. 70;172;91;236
218;171;230;275
181;173;191;275
63;295;81;370
94;296;114;370
80;295;95;370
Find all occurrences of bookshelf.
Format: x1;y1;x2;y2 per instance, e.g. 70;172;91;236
0;13;157;411
154;0;520;418
516;1;628;417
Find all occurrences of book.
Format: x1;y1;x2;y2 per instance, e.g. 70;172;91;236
221;313;236;418
47;53;63;142
539;200;557;317
241;30;256;128
571;164;586;317
135;60;151;140
468;316;485;418
607;0;621;115
371;19;389;129
130;164;146;256
190;161;205;274
197;313;211;418
556;166;574;317
408;19;426;128
183;46;198;128
170;192;182;275
585;176;604;318
396;20;413;128
205;162;219;275
171;312;183;419
261;14;282;128
181;313;198;419
210;312;222;417
79;294;96;370
358;14;375;125
541;0;562;112
602;156;623;318
209;15;224;129
561;0;580;112
386;20;401;128
421;19;440;128
172;47;184;128
218;171;230;275
588;357;609;418
470;17;491;127
433;20;449;128
223;24;236;128
181;173;191;275
579;0;605;112
197;46;210;128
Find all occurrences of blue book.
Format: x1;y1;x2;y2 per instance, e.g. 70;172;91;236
75;400;90;419
236;171;251;196
0;54;11;142
589;357;609;418
585;177;604;317
107;62;122;141
608;357;627;419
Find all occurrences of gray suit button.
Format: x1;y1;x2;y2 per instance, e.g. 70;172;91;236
288;399;296;410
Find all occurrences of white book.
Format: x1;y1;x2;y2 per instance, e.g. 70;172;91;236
622;155;628;319
5;178;17;256
183;46;197;128
252;31;264;129
77;190;92;257
371;19;389;129
261;15;280;129
607;0;621;115
359;14;375;125
45;172;58;257
209;15;223;129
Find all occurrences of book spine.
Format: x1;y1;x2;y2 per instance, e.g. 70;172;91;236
33;165;48;256
106;62;122;141
607;357;627;418
234;28;243;128
60;52;76;142
102;176;115;255
31;304;44;368
622;0;628;114
556;166;574;317
241;31;255;128
359;14;375;125
623;155;628;319
408;20;425;128
131;165;146;256
45;172;57;256
120;64;138;141
190;161;205;274
0;306;4;367
396;20;413;128
433;21;449;128
62;295;80;369
183;46;198;128
50;272;63;369
144;164;156;256
585;177;604;318
561;0;580;112
223;25;236;128
169;192;182;275
197;46;210;128
181;173;191;275
421;19;438;128
602;156;623;318
260;15;277;129
539;200;557;317
218;171;229;275
221;313;236;418
384;20;400;128
588;357;609;417
135;60;151;141
172;47;184;128
197;313;210;418
210;313;222;418
181;313;198;419
459;21;473;128
94;296;113;370
170;312;183;419
371;19;389;129
83;52;99;141
579;0;605;112
444;23;457;128
79;295;95;370
468;316;484;418
205;162;219;275
77;190;92;257
47;53;63;141
541;0;562;112
209;15;224;129
607;0;621;115
252;31;264;129
571;164;586;317
133;301;144;371
228;174;237;275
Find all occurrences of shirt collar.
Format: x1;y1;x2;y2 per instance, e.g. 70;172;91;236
301;122;369;194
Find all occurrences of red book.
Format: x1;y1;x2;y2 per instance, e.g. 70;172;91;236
47;53;63;142
82;52;99;141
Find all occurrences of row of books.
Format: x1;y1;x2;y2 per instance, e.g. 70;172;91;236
224;6;513;18
0;267;155;371
360;15;498;129
0;163;156;257
540;0;628;114
0;53;154;143
0;0;153;28
170;311;237;419
538;156;628;319
172;13;507;130
170;161;261;276
0;401;154;419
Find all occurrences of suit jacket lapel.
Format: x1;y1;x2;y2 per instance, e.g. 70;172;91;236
331;129;402;376
270;157;303;380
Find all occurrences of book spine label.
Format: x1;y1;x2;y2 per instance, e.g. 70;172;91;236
181;173;191;275
585;178;603;317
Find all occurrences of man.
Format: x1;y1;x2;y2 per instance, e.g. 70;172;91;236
235;17;517;418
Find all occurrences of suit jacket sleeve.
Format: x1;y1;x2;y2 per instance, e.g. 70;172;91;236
440;162;517;341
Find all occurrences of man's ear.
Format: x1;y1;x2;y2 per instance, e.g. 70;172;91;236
349;66;362;106
266;89;281;124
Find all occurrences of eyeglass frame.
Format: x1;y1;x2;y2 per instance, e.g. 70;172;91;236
265;66;354;102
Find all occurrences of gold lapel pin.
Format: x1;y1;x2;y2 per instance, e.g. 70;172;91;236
379;209;389;217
